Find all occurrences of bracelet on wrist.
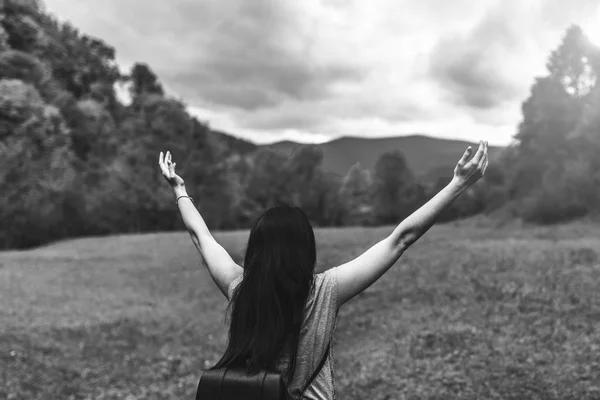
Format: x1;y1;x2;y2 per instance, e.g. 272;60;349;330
176;195;194;205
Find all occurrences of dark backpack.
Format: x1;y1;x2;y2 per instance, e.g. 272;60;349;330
196;342;330;400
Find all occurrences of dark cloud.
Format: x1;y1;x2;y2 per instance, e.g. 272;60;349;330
232;96;428;133
45;0;364;111
428;3;524;110
429;48;520;110
95;0;364;111
195;83;281;112
166;61;363;112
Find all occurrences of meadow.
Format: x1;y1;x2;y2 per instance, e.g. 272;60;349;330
2;218;600;399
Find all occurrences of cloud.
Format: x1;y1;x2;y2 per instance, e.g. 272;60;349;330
428;1;539;111
160;1;366;111
42;0;600;146
427;0;599;124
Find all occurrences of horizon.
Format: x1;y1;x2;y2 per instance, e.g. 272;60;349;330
44;0;600;148
223;131;509;147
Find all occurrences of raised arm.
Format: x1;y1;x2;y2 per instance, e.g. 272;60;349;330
159;151;243;298
335;141;488;309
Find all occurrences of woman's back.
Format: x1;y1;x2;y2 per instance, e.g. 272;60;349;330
227;267;339;400
162;143;489;400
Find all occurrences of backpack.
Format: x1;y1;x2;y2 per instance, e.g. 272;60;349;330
196;342;331;400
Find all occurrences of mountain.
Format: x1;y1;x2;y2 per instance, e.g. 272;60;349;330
211;131;505;180
267;135;504;179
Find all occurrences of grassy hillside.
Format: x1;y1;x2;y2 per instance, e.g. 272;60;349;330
2;220;600;399
268;135;505;178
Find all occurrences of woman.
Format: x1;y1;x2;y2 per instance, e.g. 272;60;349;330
158;140;488;400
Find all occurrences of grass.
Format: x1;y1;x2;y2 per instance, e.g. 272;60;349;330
2;218;600;399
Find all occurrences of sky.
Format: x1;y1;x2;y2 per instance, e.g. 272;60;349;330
43;0;600;146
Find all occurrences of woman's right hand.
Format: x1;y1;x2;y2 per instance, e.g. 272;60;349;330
452;140;488;189
159;151;185;189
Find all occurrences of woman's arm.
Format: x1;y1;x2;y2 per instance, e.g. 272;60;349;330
159;152;243;298
334;141;488;309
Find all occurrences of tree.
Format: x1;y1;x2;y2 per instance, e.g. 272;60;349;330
339;162;372;225
67;98;117;161
186;120;238;230
0;78;46;140
547;25;597;98
116;97;211;231
506;24;600;222
245;148;292;211
0;98;78;248
221;154;263;228
128;63;165;100
1;1;44;53
0;49;51;88
318;172;345;226
371;150;424;225
286;144;325;222
41;26;117;98
511;25;598;199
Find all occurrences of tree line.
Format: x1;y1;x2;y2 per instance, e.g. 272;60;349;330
0;0;599;249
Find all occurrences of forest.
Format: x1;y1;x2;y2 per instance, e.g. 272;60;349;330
1;0;599;250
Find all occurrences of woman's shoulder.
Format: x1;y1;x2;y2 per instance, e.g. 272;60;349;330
308;267;338;311
314;267;338;291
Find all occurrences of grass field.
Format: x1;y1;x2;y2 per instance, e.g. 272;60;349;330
2;218;600;399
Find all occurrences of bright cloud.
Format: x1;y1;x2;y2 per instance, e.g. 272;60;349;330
43;0;600;146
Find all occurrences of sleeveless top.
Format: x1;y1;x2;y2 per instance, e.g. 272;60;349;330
227;267;339;400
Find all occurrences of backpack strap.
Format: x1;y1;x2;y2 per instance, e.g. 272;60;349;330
298;341;331;397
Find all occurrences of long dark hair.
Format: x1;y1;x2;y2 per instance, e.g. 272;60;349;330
211;203;317;382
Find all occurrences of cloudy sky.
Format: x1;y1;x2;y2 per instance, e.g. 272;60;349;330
43;0;600;146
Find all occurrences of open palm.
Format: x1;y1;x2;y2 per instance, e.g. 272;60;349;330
158;151;185;188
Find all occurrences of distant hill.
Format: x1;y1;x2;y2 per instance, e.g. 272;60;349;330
267;135;504;179
212;131;505;180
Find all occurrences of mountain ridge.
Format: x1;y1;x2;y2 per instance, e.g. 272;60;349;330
213;131;505;179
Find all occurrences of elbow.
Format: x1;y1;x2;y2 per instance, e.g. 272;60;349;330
388;233;412;255
188;229;201;248
398;236;413;253
394;231;417;253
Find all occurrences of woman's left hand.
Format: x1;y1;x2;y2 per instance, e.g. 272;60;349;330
452;141;488;190
158;151;185;189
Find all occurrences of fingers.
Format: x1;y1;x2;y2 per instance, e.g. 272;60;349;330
477;142;488;176
159;151;170;166
477;154;485;173
158;151;172;177
159;151;180;181
468;141;485;166
457;146;473;168
477;142;487;168
158;151;167;174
